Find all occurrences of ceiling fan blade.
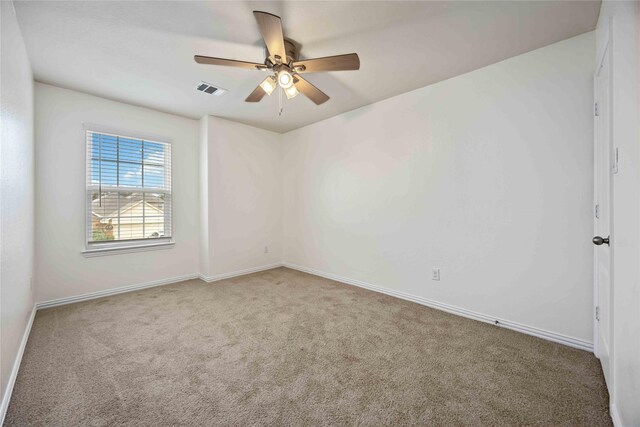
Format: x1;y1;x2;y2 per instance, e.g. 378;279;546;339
245;85;267;102
294;76;330;105
293;53;360;73
194;55;265;70
253;11;287;62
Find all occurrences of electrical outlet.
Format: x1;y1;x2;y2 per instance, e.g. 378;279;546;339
30;277;33;291
264;245;269;254
431;268;440;281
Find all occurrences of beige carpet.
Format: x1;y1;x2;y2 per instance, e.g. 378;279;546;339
5;267;610;426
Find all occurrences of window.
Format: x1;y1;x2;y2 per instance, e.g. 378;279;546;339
85;130;172;252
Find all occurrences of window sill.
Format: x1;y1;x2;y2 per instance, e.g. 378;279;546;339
82;241;175;257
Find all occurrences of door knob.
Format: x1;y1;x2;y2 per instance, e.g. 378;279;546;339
593;236;610;246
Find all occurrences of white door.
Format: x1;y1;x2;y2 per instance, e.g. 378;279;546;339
593;41;612;388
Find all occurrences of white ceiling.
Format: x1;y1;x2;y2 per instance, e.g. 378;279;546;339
14;1;600;133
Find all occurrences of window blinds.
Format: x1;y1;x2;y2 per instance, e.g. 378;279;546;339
86;130;172;244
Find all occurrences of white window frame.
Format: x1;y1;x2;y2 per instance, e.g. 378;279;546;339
82;125;174;257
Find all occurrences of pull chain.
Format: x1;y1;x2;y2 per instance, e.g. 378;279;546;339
278;87;283;116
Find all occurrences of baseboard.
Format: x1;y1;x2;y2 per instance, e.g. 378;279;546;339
610;403;623;427
36;273;199;309
283;262;594;352
199;263;283;283
0;304;37;425
37;264;286;308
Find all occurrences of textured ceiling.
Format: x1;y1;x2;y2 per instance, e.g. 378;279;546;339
14;1;600;132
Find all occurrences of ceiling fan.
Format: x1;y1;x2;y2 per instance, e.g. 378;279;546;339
194;11;360;106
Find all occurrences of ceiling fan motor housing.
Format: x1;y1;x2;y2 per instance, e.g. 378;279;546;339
265;39;299;65
283;39;299;64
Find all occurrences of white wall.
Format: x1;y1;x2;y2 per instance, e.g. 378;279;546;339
0;0;35;414
33;84;283;299
34;83;200;302
283;33;595;344
200;115;282;278
597;2;640;425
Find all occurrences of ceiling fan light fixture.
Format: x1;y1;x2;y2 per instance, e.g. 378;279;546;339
284;84;299;99
277;70;294;89
259;75;277;95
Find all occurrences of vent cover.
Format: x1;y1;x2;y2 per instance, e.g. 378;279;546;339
196;82;227;96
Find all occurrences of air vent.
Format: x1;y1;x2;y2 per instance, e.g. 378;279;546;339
196;82;227;96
